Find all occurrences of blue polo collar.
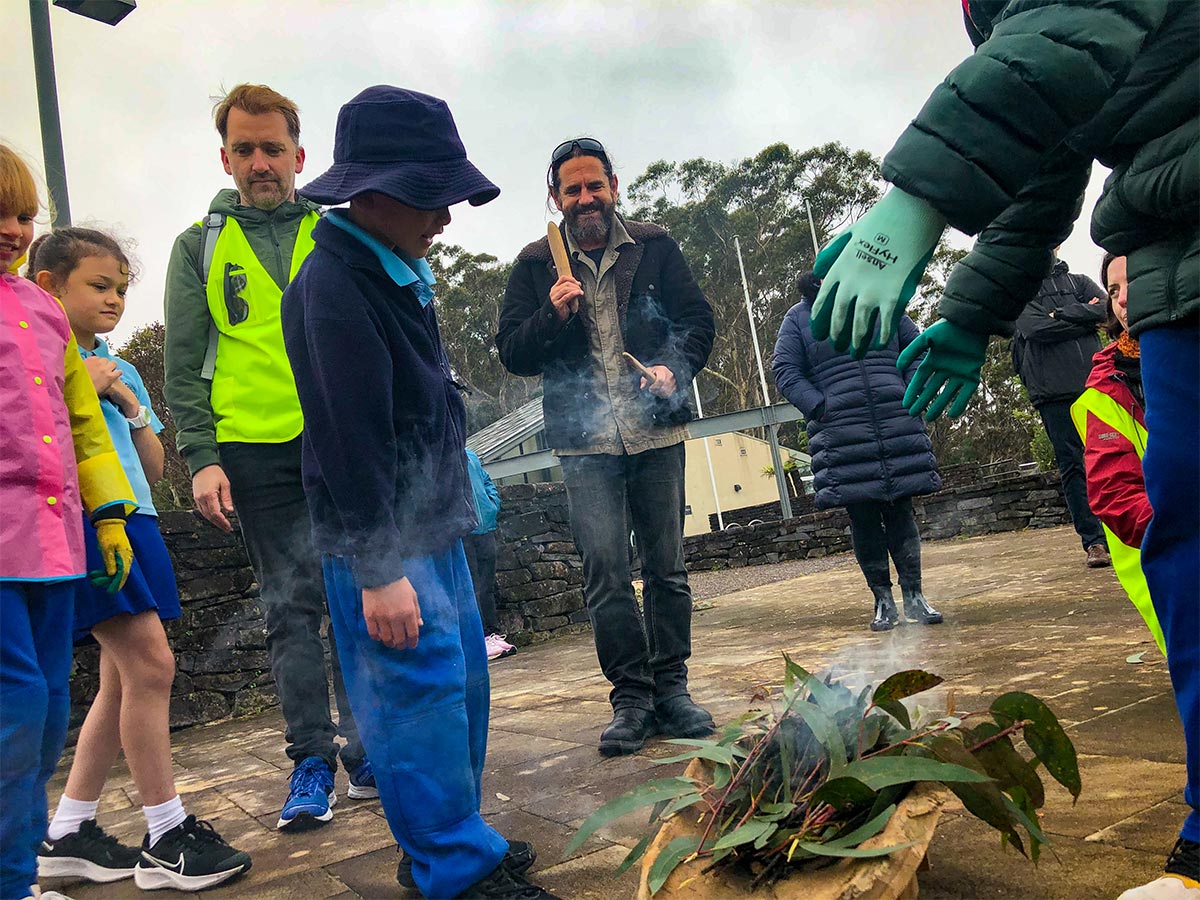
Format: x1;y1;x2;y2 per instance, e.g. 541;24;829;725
79;336;112;358
326;209;436;306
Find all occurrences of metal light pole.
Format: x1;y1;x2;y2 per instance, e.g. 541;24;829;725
734;236;793;520
692;378;724;531
29;0;137;228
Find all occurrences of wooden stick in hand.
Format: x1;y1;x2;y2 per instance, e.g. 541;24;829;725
622;351;659;389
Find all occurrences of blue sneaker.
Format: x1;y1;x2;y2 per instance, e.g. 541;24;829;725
346;757;379;800
277;756;336;831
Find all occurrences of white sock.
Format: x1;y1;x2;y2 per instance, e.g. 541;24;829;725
143;796;187;846
47;796;99;841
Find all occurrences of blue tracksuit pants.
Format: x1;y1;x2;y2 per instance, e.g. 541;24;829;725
1139;323;1200;844
0;580;75;900
323;542;507;899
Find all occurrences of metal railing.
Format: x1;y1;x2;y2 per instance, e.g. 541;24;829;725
482;401;806;482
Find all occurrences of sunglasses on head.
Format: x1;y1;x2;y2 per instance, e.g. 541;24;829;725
550;138;608;166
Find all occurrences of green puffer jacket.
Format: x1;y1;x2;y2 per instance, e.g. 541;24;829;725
881;0;1198;338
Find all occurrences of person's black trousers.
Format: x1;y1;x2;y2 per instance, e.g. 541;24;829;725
845;497;923;589
560;443;693;712
219;437;363;772
1037;399;1105;550
462;530;500;635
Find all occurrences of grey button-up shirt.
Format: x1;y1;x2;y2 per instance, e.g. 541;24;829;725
558;218;689;457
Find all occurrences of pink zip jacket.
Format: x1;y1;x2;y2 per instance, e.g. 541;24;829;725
0;273;134;581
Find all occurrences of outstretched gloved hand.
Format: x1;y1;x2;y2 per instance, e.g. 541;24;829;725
896;319;990;421
811;188;946;357
89;519;134;594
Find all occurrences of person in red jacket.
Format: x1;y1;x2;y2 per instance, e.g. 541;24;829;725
1070;254;1164;655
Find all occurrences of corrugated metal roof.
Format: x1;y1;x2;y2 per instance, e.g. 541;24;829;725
466;396;545;462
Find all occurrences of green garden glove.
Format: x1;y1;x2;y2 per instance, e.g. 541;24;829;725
896;319;990;421
811;188;946;358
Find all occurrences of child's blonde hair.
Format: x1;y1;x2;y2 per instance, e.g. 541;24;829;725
0;144;41;218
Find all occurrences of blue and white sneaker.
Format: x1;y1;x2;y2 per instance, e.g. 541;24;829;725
346;757;379;800
277;756;336;831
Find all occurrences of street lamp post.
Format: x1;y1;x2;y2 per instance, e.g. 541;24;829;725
28;0;136;228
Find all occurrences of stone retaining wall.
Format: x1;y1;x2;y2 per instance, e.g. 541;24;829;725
67;468;1069;734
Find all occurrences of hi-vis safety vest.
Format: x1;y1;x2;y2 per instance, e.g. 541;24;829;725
1070;387;1165;656
199;212;318;444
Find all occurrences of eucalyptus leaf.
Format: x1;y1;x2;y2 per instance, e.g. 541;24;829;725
839;755;991;790
873;670;944;706
793;701;848;773
875;698;911;729
614;829;658;876
797;840;916;859
969;722;1045;807
810;776;877;813
711;762;732;790
653;744;737;766
647;836;701;895
928;735;1025;853
990;692;1081;800
1003;791;1047;862
659;792;704;821
828;803;896;848
711;819;777;851
566;777;699;857
754;822;780;849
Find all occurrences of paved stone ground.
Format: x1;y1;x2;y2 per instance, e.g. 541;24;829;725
44;525;1184;900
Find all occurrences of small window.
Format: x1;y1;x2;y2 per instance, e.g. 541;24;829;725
714;438;723;446
684;505;692;516
739;447;747;456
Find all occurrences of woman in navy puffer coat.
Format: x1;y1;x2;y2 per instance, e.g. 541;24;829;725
772;272;944;632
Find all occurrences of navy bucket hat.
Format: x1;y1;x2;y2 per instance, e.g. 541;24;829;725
300;86;500;209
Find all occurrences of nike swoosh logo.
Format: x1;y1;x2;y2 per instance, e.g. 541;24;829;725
143;851;185;874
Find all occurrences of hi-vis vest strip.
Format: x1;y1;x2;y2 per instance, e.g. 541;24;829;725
1070;388;1165;656
201;213;317;443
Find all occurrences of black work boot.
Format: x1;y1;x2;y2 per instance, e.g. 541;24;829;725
454;862;562;899
398;840;535;889
599;707;656;757
656;694;715;739
900;583;943;625
869;586;900;632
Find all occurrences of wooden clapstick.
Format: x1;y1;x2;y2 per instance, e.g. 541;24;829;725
622;351;658;388
547;222;572;276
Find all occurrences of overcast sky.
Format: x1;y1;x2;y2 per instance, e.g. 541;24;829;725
5;0;1110;345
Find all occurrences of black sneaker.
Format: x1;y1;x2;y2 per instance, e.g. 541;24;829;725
397;840;536;888
454;862;561;900
1166;836;1200;880
38;819;140;883
134;816;252;891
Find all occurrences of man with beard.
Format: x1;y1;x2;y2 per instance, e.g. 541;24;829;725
164;84;372;830
497;138;716;756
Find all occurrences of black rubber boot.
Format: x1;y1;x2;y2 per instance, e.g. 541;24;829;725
869;586;900;632
900;584;943;625
655;694;715;739
598;707;656;757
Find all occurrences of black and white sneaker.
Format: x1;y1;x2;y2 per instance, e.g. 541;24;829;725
38;819;140;883
134;816;252;891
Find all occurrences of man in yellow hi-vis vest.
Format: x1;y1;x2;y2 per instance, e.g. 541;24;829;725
164;84;371;831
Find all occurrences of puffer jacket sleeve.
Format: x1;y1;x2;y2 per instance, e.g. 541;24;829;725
938;145;1094;334
883;0;1168;237
772;305;825;419
896;314;923;384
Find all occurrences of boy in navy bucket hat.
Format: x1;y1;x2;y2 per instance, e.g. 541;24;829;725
282;87;559;900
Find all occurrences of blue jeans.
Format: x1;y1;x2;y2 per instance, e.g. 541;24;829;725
1;580;75;899
1140;323;1200;843
560;442;694;711
323;543;506;899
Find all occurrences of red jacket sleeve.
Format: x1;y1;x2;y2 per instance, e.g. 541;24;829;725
1081;409;1152;548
